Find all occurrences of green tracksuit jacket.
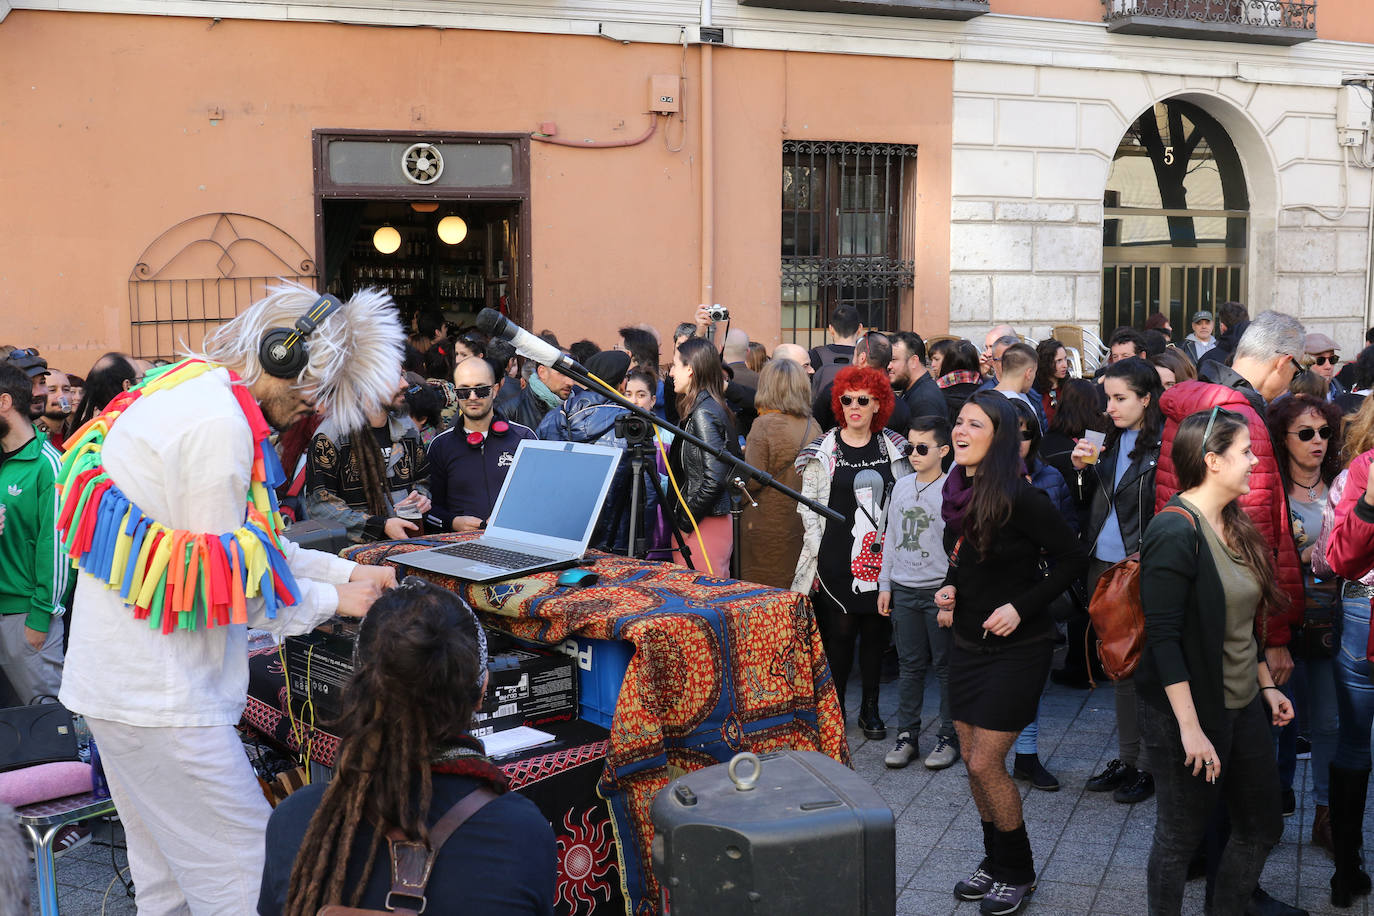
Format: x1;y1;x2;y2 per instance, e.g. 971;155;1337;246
0;431;67;632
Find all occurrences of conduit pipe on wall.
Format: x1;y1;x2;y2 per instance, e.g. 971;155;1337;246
531;115;659;149
699;0;716;308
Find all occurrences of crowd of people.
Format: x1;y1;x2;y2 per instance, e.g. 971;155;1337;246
8;288;1374;915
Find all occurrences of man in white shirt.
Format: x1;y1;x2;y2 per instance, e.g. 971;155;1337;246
59;283;404;914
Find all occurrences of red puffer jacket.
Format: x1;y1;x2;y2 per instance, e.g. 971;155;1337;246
1154;380;1304;647
1324;449;1374;658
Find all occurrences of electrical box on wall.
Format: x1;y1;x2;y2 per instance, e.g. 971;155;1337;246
1337;84;1371;137
650;75;680;114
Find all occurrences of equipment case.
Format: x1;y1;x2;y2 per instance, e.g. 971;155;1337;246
651;749;895;915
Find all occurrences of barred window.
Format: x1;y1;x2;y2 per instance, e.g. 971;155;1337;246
781;141;917;346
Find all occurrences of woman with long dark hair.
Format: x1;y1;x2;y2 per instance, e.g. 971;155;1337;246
1266;393;1344;851
928;338;959;381
1075;358;1164;804
1315;394;1374;906
1033;339;1070;424
1137;408;1291;915
668;336;740;577
1040;378;1109;526
936;391;1087;914
794;365;911;737
259;578;555;915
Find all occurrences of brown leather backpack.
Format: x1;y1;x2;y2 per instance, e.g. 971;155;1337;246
1087;505;1195;682
319;787;498;916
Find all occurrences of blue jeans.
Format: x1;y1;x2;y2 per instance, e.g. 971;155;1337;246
1334;596;1374;770
890;584;954;738
1272;653;1338;805
1015;713;1040;755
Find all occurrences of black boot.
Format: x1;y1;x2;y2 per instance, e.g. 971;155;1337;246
857;695;886;740
1330;765;1372;908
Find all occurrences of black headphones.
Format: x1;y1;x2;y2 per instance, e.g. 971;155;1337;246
258;294;344;379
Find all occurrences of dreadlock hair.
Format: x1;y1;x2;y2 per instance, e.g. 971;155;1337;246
283;580;485;916
1172;408;1288;629
352;425;391;519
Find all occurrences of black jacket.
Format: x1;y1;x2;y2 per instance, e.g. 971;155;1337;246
1197;359;1266;416
425;413;537;530
1138;497;1263;736
1197;320;1249;370
506;385;556;433
899;372;948;423
942;381;980;427
668;391;740;529
1084;431;1161;557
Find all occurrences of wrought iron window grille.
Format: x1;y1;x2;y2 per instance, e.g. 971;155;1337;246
781;140;917;345
1104;0;1317;45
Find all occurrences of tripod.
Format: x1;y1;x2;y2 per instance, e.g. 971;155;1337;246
619;437;697;568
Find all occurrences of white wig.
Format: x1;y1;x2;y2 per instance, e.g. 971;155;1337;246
199;280;405;431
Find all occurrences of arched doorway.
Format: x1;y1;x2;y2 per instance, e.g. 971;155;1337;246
1102;98;1249;334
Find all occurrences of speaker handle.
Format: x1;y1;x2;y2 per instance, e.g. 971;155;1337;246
728;752;761;792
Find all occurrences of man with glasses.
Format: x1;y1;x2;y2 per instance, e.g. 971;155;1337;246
425;356;535;533
1304;332;1344;401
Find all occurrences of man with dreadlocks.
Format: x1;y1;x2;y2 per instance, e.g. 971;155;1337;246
57;282;405;914
258;577;555;916
305;370;431;543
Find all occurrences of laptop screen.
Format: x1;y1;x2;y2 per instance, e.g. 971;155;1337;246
488;442;621;544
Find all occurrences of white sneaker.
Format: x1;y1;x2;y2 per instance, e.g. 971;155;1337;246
884;731;918;768
924;734;961;770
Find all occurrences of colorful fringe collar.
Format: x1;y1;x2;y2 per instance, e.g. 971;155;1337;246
55;358;301;632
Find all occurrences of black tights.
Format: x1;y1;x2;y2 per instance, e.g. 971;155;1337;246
815;589;891;708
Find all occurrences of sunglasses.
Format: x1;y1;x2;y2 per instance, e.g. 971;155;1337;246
455;384;494;400
839;395;872;407
912;442;933;456
1020;429;1035;441
1313;355;1338;366
1290;426;1332;442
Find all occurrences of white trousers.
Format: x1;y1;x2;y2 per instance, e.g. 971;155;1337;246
85;717;271;915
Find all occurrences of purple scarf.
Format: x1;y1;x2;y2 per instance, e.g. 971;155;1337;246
941;466;974;535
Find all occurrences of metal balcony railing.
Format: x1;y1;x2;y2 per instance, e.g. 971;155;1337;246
1104;0;1317;45
737;0;987;20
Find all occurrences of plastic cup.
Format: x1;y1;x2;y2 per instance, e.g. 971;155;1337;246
1081;430;1107;465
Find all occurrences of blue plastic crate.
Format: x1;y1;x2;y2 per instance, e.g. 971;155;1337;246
559;636;634;728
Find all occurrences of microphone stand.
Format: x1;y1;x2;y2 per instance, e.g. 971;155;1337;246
551;363;844;576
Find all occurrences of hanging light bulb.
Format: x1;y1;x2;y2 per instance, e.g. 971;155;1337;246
410;201;439;213
437;215;468;246
373;225;402;255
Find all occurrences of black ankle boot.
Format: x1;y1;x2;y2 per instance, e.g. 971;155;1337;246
857;697;886;740
1330;765;1372;908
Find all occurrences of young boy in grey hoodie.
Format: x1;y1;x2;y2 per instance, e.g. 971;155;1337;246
878;415;957;770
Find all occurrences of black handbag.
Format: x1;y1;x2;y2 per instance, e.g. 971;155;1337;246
1299;575;1341;660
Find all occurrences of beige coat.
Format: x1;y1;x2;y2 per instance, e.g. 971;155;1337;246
740;413;820;589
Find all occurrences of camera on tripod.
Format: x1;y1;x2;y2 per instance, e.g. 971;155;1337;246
614;414;657;447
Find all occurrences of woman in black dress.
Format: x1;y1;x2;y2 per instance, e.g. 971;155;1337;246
794;365;912;737
935;391;1087;915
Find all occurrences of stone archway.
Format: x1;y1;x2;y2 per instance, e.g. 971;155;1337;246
1100;90;1280;333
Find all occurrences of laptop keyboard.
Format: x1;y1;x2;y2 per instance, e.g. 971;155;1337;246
433;542;550;570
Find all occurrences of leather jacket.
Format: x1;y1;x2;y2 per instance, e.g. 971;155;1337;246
506;384;555;433
1084;431;1161;558
668;391;740;530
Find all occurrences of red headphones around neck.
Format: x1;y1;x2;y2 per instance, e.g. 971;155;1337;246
466;419;509;448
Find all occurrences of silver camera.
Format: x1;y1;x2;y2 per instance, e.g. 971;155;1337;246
705;304;730;322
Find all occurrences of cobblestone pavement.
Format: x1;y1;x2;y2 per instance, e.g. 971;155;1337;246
27;679;1368;914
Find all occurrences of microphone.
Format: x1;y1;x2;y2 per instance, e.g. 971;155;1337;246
475;308;586;376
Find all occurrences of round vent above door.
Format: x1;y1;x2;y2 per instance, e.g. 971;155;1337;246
401;143;444;184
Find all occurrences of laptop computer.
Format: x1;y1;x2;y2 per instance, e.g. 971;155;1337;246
395;439;623;582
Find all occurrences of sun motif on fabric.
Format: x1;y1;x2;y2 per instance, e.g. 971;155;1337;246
555;807;616;914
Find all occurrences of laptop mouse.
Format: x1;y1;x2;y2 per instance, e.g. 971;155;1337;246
557;569;599;588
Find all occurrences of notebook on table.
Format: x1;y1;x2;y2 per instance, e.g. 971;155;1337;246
394;440;622;582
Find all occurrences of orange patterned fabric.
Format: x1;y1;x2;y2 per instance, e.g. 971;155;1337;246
342;535;849;916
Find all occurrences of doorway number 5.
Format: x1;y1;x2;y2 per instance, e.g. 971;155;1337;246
1163;146;1175;165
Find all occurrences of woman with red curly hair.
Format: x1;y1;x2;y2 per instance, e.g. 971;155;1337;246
792;365;911;737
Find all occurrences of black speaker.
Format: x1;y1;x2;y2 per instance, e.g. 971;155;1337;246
651;750;895;915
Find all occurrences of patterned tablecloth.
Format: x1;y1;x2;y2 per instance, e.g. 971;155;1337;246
342;534;849;916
